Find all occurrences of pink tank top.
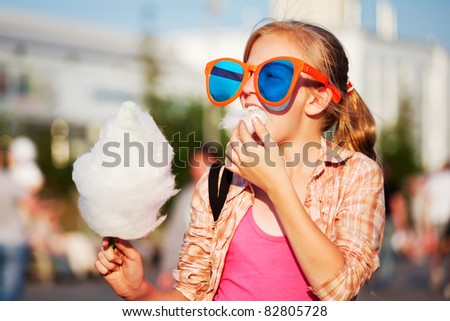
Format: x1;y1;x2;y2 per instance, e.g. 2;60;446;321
214;207;318;301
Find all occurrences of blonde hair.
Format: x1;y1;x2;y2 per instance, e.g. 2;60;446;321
243;20;377;161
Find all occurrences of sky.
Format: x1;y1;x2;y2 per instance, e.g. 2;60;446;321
0;0;449;50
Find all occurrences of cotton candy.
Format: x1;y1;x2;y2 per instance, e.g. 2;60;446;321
219;106;268;135
72;101;177;240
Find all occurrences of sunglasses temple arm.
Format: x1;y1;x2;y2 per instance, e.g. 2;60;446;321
328;85;341;103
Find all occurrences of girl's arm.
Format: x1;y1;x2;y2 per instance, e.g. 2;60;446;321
267;179;346;288
269;159;384;300
95;237;188;300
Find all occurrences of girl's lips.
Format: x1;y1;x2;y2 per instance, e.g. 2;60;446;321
245;105;268;119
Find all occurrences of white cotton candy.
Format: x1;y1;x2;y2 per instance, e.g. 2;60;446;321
219;106;267;135
72;101;177;240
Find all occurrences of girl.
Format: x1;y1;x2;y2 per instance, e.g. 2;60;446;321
95;19;385;301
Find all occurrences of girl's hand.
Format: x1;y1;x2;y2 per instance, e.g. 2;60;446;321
225;118;290;193
95;237;150;300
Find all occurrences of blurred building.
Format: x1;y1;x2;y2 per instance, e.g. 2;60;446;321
269;0;450;172
0;7;145;165
0;1;449;171
0;8;144;125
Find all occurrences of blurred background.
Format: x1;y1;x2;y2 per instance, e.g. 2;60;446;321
0;0;449;301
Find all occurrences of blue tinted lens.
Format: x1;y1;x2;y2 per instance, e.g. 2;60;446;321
209;61;244;103
258;60;294;103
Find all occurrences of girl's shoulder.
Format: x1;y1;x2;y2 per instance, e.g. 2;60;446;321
322;139;382;176
340;151;384;185
347;151;382;171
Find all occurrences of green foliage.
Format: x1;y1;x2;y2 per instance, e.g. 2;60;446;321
142;97;226;187
140;38;227;192
377;98;422;188
0;118;74;198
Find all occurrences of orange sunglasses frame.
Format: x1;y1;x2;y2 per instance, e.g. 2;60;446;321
205;56;341;107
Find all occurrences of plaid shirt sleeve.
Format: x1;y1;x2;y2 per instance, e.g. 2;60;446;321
310;154;386;300
172;171;214;301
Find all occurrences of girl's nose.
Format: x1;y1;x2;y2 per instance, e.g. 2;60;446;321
241;71;256;100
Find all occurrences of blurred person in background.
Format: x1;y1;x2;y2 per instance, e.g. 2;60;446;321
442;220;450;298
403;173;429;263
0;137;43;300
156;142;219;290
423;161;450;293
25;197;73;284
7;137;89;284
372;164;400;290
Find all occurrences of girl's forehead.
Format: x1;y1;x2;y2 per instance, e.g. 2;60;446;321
247;33;305;64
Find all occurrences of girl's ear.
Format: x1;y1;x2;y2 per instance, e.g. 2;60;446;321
304;86;333;116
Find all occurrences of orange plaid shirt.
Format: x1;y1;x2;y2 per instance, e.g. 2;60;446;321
173;139;385;300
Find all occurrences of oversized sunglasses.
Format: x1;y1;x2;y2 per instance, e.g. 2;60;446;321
205;56;341;107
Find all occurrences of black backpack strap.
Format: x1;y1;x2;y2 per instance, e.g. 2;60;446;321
208;161;233;222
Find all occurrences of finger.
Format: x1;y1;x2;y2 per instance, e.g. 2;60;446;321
113;238;141;261
229;123;242;147
101;237;119;251
238;120;255;143
225;153;241;176
225;143;242;175
94;259;113;276
226;126;246;158
97;251;121;271
101;237;137;261
251;117;272;147
251;117;284;165
100;243;123;264
225;142;240;165
101;237;111;249
238;121;262;163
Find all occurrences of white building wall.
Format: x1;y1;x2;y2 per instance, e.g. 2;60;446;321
268;0;450;171
270;0;362;29
0;8;145;128
154;28;251;100
422;46;449;171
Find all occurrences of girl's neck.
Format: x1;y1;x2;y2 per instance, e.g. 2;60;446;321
279;133;322;177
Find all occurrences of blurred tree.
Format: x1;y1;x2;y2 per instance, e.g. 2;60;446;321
377;97;423;188
0;116;79;230
139;35;228;216
139;35;161;108
0;118;71;195
139;36;227;192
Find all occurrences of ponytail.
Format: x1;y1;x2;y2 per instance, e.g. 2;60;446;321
330;90;377;161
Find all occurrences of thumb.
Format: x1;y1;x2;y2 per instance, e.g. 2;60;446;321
112;238;141;260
